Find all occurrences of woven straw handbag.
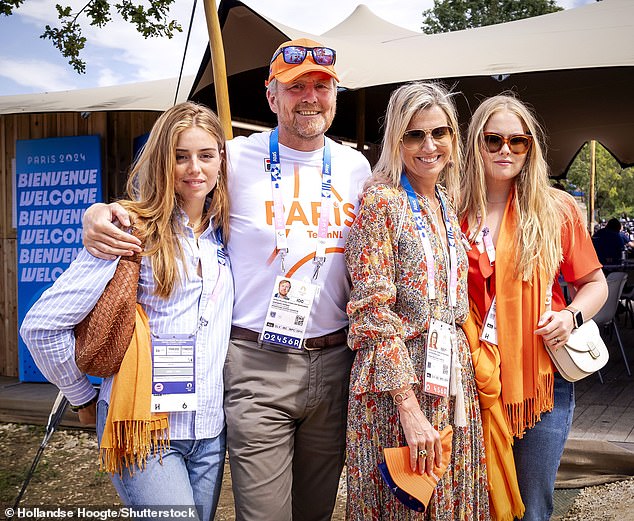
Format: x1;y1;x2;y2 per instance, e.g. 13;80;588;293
74;231;143;377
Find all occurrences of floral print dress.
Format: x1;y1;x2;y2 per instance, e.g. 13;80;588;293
345;184;490;521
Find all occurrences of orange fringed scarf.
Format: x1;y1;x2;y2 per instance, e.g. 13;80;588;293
463;309;525;521
495;192;555;437
99;305;169;475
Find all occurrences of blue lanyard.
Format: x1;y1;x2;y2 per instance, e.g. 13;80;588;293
215;228;227;266
400;173;458;307
268;128;332;278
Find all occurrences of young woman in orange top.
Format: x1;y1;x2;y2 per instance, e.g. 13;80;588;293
459;94;607;521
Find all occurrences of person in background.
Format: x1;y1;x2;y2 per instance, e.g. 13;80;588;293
345;81;490;520
459;93;608;521
592;217;634;265
79;38;371;521
20;102;233;521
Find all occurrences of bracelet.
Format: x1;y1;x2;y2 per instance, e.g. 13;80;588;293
70;395;98;413
392;388;413;406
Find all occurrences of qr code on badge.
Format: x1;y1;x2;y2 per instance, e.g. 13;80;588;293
294;315;305;326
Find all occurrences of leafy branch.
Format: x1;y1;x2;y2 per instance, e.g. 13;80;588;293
421;0;563;34
1;0;182;73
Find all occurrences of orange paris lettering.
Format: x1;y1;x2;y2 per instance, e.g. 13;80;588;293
264;200;356;227
262;165;359;273
264;164;357;228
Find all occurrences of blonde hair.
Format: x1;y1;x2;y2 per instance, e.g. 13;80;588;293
121;101;229;298
460;93;572;281
369;81;462;203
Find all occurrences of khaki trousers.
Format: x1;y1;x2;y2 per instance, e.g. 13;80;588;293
224;338;354;521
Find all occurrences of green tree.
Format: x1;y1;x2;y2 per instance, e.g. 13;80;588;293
0;0;181;73
421;0;562;34
564;142;634;222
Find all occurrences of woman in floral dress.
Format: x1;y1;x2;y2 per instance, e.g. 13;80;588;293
345;82;490;521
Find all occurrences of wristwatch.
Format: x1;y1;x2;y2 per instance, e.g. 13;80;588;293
564;306;584;329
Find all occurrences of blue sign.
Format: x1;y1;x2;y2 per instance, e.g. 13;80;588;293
16;135;102;382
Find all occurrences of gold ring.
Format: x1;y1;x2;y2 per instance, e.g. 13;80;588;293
418;449;427;458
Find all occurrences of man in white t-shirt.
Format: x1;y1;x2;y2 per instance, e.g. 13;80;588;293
82;38;371;521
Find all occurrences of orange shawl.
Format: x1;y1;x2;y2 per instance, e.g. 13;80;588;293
495;192;555;437
99;305;169;475
463;309;524;521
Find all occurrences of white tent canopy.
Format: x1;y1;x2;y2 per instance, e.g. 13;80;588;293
194;0;633;92
0;76;194;114
0;0;632;176
191;0;634;175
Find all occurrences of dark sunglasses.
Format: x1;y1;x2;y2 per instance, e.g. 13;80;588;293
401;126;454;150
270;45;336;66
482;132;533;154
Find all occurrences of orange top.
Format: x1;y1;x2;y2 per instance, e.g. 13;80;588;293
462;193;601;438
464;199;601;323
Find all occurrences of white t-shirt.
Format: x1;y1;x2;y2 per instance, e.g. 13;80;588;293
227;131;371;337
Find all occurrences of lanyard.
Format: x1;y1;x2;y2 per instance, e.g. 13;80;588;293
401;174;458;307
482;227;496;265
268;128;332;279
474;214;495;265
193;229;228;335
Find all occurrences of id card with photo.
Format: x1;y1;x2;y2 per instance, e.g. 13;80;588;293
151;333;196;412
423;319;452;397
260;276;317;350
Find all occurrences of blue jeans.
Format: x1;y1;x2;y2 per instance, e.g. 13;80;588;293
97;400;225;521
513;375;575;521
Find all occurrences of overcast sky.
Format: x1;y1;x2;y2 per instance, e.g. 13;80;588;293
0;0;594;97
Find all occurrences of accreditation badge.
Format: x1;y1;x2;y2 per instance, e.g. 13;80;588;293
151;333;196;412
422;319;452;397
260;276;318;350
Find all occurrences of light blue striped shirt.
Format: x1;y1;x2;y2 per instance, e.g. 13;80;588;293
20;219;233;440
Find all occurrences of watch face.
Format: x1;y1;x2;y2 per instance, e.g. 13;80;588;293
574;311;583;328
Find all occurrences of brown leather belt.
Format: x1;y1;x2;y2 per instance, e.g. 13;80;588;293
230;325;347;351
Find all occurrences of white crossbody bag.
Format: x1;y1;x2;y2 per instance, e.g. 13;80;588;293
543;285;609;382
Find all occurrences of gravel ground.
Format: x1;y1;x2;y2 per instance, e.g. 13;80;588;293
557;478;634;521
1;422;631;520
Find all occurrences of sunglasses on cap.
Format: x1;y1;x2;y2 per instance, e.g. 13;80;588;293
483;132;533;154
270;45;336;66
401;126;454;150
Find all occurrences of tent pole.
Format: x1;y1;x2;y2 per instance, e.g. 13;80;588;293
203;0;233;139
589;139;596;233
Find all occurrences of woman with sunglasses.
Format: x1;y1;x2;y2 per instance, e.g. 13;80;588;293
459;94;607;521
345;82;490;520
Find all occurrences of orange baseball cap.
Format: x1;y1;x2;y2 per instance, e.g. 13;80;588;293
265;38;339;86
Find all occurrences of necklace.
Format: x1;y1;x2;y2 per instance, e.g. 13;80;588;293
486;199;507;204
429;202;441;213
421;194;441;213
